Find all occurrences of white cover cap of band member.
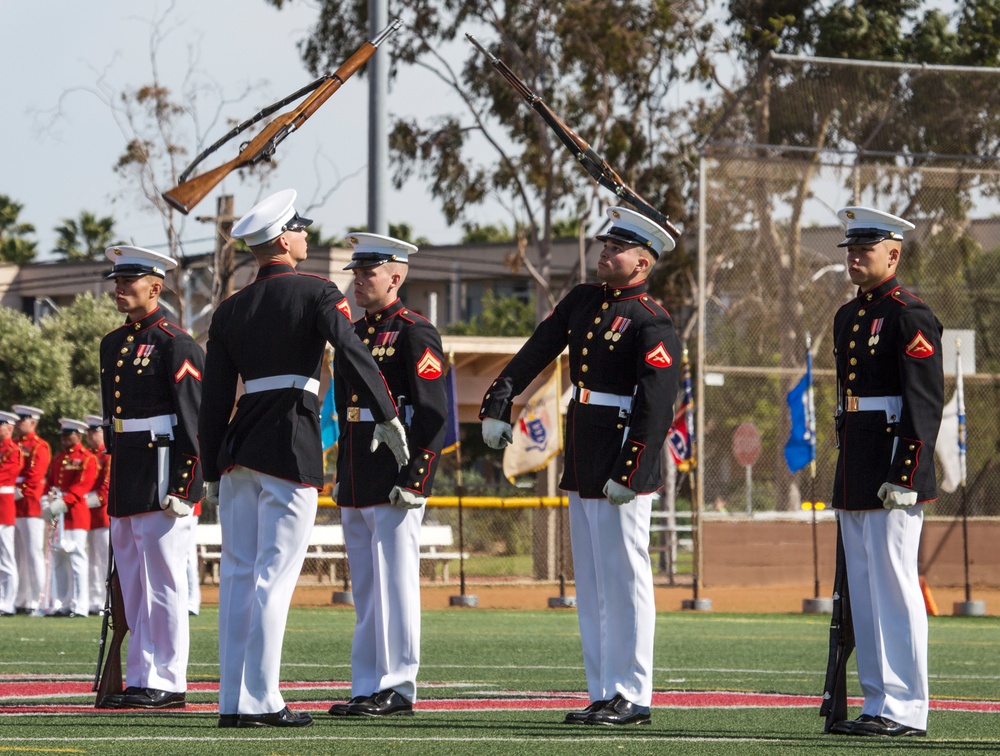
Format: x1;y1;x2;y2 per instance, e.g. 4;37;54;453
104;246;177;280
58;418;89;434
595;206;675;258
0;411;19;425
836;206;915;248
11;405;43;420
83;414;104;430
231;189;314;247
343;232;418;269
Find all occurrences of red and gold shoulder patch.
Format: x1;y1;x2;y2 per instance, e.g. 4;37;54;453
416;348;443;380
174;360;202;382
645;342;673;368
336;299;352;319
905;330;935;359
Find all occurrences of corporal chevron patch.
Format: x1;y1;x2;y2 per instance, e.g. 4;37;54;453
416;348;443;380
905;330;935;359
645;342;673;368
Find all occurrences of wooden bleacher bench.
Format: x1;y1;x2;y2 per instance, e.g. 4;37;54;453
195;522;466;585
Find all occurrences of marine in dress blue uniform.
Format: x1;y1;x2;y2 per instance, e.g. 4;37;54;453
98;245;203;710
827;207;943;738
479;207;681;726
329;234;447;718
199;189;408;729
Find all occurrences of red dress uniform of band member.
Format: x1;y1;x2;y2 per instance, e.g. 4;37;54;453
479;208;680;726
83;414;111;615
828;207;943;739
331;234;447;717
44;419;98;617
12;405;51;614
200;190;406;729
98;246;204;710
0;411;23;615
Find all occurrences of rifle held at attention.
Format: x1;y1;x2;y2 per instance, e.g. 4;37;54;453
94;553;126;708
162;19;402;215
820;518;854;732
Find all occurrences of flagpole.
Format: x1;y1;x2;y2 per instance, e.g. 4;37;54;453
680;345;710;610
804;333;821;601
448;351;478;608
953;339;984;616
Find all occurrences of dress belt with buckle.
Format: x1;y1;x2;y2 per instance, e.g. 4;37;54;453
572;386;633;413
844;395;903;420
347;406;414;425
244;374;320;396
112;414;178;436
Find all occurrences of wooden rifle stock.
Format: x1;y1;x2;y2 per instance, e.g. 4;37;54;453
94;562;126;708
467;34;680;240
162;19;402;215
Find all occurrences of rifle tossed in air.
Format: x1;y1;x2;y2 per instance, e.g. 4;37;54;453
466;34;680;241
162;19;402;215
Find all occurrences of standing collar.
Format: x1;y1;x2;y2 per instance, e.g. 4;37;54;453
364;298;404;326
255;261;297;280
602;279;648;301
125;305;165;332
857;275;899;303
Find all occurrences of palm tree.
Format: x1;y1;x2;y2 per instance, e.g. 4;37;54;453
53;211;118;261
0;194;38;264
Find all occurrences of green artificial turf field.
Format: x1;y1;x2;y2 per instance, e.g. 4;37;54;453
1;608;997;754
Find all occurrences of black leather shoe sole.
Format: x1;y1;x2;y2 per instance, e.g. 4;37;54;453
115;691;186;710
564;700;609;724
238;708;314;728
329;696;371;716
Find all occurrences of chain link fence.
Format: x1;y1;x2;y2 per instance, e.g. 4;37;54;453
696;54;1000;519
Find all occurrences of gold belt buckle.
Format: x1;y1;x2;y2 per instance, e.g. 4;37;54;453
347;407;360;423
112;418;124;432
578;389;590;405
845;396;860;412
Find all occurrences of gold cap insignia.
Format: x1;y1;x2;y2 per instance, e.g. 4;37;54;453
611;210;621;219
350;236;358;244
113;247;123;256
845;210;855;219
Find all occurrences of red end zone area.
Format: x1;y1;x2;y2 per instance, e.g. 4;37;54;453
2;680;997;715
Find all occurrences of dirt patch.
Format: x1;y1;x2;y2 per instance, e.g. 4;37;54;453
197;582;999;614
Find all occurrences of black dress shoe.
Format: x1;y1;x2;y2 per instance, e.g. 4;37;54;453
238;706;314;728
346;689;413;717
114;688;186;709
329;695;372;716
585;694;651;726
564;700;609;724
14;607;31;615
0;611;14;617
218;714;240;728
96;685;142;709
852;715;926;737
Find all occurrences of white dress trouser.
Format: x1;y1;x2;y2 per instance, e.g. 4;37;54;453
568;491;655;707
87;527;109;613
0;525;16;613
342;504;423;703
14;516;45;610
53;529;89;615
111;510;193;693
840;506;928;730
218;466;317;716
187;514;201;615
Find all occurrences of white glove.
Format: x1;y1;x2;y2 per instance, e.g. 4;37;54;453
86;492;101;509
161;495;193;518
482;418;513;450
202;480;220;508
372;416;411;466
878;482;919;510
603;479;636;506
331;482;340;504
14;487;23;501
389;486;426;510
44;495;68;519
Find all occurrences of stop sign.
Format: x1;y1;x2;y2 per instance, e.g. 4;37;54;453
733;422;761;467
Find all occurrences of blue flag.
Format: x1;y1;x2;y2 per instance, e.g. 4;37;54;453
321;375;339;452
784;348;815;473
442;361;460;454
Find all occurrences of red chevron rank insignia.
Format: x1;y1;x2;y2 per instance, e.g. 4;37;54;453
645;342;673;368
416;348;443;380
336;299;352;319
905;330;935;359
174;360;202;382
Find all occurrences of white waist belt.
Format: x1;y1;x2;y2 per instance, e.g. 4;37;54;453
844;395;903;420
347;406;414;425
244;374;320;396
113;414;177;436
572;386;633;412
0;486;14;494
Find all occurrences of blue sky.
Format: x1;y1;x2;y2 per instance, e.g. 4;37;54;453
1;0;480;260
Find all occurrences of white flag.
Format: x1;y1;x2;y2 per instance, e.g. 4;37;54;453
935;392;960;494
503;370;562;482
